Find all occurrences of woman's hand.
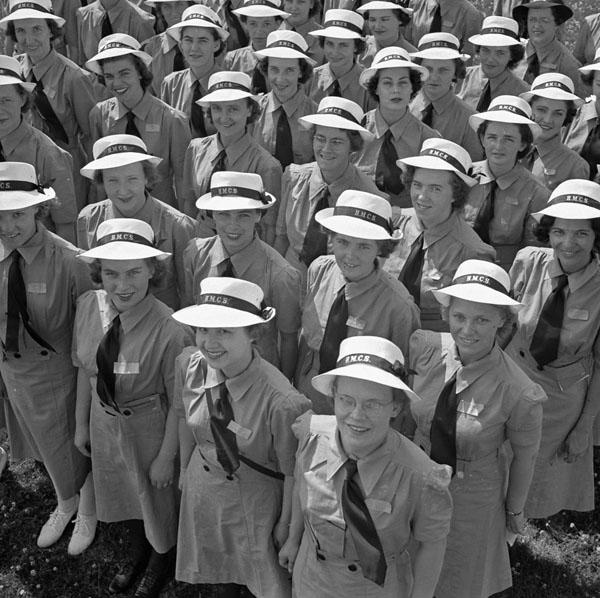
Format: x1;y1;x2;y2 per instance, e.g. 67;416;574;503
149;455;175;489
278;536;301;574
74;424;91;457
506;510;527;535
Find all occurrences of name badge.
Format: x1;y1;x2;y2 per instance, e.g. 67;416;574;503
146;123;160;132
568;308;589;321
227;420;252;440
543;168;557;176
457;399;483;417
365;498;391;514
27;282;46;294
113;361;140;374
541;62;557;70
346;316;365;330
506;196;519;206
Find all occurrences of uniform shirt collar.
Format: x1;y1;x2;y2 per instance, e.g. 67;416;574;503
222;131;253;163
345;262;382;299
374;107;411;139
307;162;356;200
422;210;459;247
117;293;155;333
494;162;522;190
24;49;57;80
535;133;562;158
443;340;502;394
0;118;29;151
488;67;510;91
160;31;179;53
527;38;561;65
1;224;46;264
225;349;262;401
123;90;153;120
211;235;262;277
431;88;455;113
549;255;600;293
268;87;305;116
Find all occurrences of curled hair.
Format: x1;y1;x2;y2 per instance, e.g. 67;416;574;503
94;161;159;193
529;96;578;128
257;56;314;85
98;55;154;91
402;165;470;211
89;256;167;288
362;8;411;27
6;19;62;43
205;97;261;127
477;120;533;161
240;14;283;24
412;56;466;83
534;215;600;253
474;44;525;71
366;68;422;103
15;85;31;113
310;126;364;153
328;232;400;258
318;36;366;56
179;25;225;57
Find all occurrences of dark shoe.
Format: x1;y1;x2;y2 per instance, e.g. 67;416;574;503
133;564;172;598
108;560;145;594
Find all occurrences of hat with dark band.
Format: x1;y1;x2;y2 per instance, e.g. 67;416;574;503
360;46;429;88
0;55;35;91
410;33;470;61
0;0;65;28
254;30;315;64
196;171;276;211
85;34;152;75
521;73;582;104
232;0;290;19
357;0;413;17
298;97;373;141
0;162;55;210
469;95;542;137
194;71;256;105
533;179;600;220
167;5;229;41
512;0;573;26
309;9;364;40
469;16;522;47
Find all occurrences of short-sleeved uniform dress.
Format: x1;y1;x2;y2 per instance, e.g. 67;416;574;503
506;247;600;516
296;255;420;413
0;225;91;499
181;235;302;368
72;291;192;552
464;160;549;270
410;330;545;598
383;209;496;331
174;348;310;596
291;412;453;598
77;196;197;310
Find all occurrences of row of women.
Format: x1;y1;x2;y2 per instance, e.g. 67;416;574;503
1;0;600;598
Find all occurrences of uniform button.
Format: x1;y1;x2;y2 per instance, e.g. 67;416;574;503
348;564;357;572
519;350;525;357
203;465;210;472
537;365;544;371
122;409;132;416
14;352;21;358
226;474;234;481
40;350;48;356
316;552;326;561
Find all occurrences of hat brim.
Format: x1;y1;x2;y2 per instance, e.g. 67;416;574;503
85;49;153;75
398;155;477;186
78;243;171;262
167;19;229;42
513;3;572;23
533;204;600;221
298;113;374;141
0;188;56;211
309;26;363;40
315;208;393;240
196;191;276;211
253;46;316;65
80;153;163;179
432;284;521;308
0;9;65;28
579;63;600;74
521;87;582;104
195;89;257;105
410;48;470;61
172;304;276;328
357;1;413;15
360;60;429;87
0;75;35;92
469;110;542;138
232;6;290;18
311;365;420;401
469;33;523;47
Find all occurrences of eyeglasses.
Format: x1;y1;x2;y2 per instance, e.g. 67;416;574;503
334;394;394;415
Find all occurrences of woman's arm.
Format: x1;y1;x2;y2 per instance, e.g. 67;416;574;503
410;537;447;598
278;475;304;573
149;406;179;488
273;474;295;550
74;368;92;457
178;418;196;488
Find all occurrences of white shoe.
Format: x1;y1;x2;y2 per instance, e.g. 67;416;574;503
68;514;97;556
0;447;7;478
37;497;79;548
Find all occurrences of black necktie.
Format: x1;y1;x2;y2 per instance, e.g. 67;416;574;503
210;149;227;180
329;79;342;97
250;67;268;94
207;382;240;475
398;233;424;306
191;80;207;138
529;274;569;368
30;72;69;145
421;102;434;127
96;315;121;410
125;111;141;137
319;286;348;374
524;53;540;84
0;142;5;161
375;129;403;196
473;179;497;244
476;81;492;113
173;45;186;72
430;2;442;33
429;373;459;473
341;459;387;586
224;0;249;48
5;251;55;355
101;12;113;37
299;187;330;267
221;257;235;277
580;119;600;181
275;106;294;169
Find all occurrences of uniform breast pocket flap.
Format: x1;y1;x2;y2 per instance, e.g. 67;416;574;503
113;361;140;375
457;398;483;417
365;498;392;514
227;420;252;440
27;282;46;294
567;308;589;321
145;123;160;133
